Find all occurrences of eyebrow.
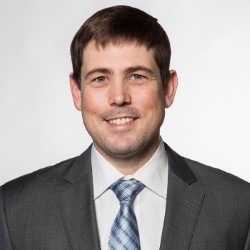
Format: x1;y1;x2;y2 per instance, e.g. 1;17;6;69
124;66;155;77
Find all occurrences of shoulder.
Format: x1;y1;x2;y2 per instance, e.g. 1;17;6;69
185;157;250;204
1;144;92;203
186;157;250;187
1;156;78;199
1;143;93;190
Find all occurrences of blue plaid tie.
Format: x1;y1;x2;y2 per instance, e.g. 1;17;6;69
108;179;145;250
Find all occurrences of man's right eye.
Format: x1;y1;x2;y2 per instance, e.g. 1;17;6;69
94;76;106;82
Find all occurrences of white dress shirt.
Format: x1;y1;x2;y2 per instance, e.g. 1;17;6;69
91;140;168;250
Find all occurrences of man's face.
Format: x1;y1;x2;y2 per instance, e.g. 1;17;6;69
70;40;177;166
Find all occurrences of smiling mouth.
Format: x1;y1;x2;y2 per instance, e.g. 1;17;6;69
108;117;134;125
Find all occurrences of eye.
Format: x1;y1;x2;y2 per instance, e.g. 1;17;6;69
130;74;144;80
88;75;108;87
94;76;107;82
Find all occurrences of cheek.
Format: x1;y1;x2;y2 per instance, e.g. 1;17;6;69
81;89;105;114
139;89;166;125
136;87;164;110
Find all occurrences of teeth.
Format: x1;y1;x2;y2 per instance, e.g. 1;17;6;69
109;117;134;125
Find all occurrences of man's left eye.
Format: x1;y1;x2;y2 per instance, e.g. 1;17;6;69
131;74;144;80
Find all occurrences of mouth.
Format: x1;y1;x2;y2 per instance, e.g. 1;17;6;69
108;117;135;125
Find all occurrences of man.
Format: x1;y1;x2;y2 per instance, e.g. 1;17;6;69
0;5;250;250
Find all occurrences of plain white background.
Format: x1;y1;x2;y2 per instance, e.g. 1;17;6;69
1;0;250;185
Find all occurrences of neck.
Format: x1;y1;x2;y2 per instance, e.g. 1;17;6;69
94;137;161;175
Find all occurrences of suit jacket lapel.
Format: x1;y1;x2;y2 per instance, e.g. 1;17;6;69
160;144;205;250
57;143;204;250
58;146;100;250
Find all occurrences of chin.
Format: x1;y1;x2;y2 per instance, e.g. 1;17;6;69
106;140;150;159
108;147;137;158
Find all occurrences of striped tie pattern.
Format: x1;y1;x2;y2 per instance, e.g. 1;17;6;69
108;179;145;250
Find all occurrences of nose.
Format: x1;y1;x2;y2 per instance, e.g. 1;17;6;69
108;80;131;106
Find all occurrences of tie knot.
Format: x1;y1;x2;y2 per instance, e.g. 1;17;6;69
110;179;144;203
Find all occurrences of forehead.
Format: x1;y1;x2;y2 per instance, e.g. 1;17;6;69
82;40;158;72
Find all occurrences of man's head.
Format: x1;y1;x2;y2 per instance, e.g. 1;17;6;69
70;5;171;88
69;5;178;174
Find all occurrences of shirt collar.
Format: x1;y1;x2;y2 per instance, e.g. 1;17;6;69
132;141;168;198
91;147;123;200
91;140;168;200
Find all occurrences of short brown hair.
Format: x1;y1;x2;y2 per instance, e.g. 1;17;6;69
70;5;171;87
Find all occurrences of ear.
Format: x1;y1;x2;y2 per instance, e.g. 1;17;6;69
163;70;178;108
69;73;82;111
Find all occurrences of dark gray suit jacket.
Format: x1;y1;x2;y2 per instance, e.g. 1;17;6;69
1;144;250;249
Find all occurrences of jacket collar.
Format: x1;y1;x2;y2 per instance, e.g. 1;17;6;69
160;143;205;249
59;144;204;250
58;145;101;249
